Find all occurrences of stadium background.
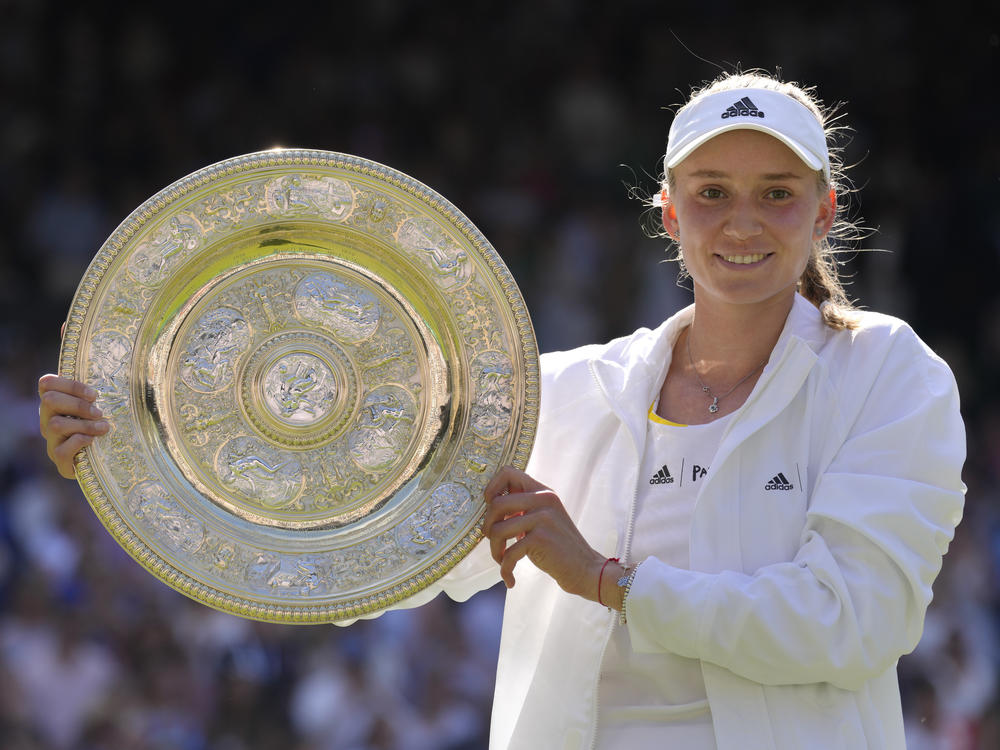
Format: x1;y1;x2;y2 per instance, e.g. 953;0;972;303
1;2;997;748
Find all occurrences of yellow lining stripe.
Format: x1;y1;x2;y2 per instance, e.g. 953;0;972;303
648;401;687;427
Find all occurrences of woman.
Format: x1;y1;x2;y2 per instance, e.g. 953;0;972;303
39;72;966;749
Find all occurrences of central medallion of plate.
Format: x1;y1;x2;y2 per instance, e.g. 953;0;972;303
241;330;356;445
158;257;446;531
259;349;341;427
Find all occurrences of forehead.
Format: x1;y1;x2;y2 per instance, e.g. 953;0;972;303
675;129;810;177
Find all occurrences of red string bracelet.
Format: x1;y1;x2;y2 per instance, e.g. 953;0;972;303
597;557;619;607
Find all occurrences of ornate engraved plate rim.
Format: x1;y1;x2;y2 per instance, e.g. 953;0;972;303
59;149;539;623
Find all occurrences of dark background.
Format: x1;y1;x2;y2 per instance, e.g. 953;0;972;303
1;2;998;748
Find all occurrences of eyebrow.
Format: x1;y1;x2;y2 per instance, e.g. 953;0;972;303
687;169;805;181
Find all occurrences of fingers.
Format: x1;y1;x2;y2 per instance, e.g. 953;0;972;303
39;390;109;442
38;374;98;402
49;433;95;479
483;464;545;501
483;485;553;542
38;375;102;426
483;469;550;588
484;483;566;589
42;414;109;479
482;465;516;500
40;388;103;422
496;536;529;588
486;502;538;567
38;375;100;427
44;413;110;439
37;374;108;479
482;467;606;597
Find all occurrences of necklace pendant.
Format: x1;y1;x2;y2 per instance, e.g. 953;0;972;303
709;398;719;414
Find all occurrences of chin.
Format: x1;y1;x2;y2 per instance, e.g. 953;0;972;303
695;283;799;308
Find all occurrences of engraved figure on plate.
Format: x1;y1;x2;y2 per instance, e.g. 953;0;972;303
211;541;238;571
88;330;132;416
126;212;202;287
348;385;417;471
199;183;263;233
179;402;233;447
407;482;473;549
357;325;418;385
179;308;251;392
161;214;202;259
340;532;405;584
265;175;354;219
261;353;339;425
293;272;381;343
397;217;471;290
216;436;303;509
470;351;514;440
248;553;322;595
128;481;206;555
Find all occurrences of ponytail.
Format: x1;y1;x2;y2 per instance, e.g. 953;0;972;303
799;246;859;331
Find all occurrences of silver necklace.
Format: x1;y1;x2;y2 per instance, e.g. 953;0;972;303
686;334;766;414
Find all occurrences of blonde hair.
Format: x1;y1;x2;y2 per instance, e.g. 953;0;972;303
662;70;864;330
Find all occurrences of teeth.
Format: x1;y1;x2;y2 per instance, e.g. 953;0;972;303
723;254;765;264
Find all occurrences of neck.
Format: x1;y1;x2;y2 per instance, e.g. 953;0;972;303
686;288;796;374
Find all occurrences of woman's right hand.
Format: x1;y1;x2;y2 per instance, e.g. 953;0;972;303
37;374;110;479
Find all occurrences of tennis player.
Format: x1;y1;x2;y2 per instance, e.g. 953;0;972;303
39;70;966;750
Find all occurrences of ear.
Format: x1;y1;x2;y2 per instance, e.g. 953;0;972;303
814;188;836;239
660;190;680;240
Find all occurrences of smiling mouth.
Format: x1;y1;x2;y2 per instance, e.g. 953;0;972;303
718;253;770;265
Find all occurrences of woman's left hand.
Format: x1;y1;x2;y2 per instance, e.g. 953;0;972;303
483;466;606;598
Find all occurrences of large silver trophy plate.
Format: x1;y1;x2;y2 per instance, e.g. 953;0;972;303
59;149;539;623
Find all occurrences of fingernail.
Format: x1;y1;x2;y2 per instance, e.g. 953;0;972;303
84;386;98;399
90;404;103;417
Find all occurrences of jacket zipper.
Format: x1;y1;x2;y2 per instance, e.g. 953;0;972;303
587;478;640;750
586;361;644;750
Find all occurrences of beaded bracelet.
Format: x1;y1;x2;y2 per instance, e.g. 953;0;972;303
616;562;641;626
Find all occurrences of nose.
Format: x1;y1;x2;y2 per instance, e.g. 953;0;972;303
722;197;763;241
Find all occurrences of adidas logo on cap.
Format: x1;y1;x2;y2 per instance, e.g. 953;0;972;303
764;472;794;491
721;96;765;120
649;465;674;485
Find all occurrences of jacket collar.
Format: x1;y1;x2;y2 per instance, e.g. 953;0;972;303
588;293;829;452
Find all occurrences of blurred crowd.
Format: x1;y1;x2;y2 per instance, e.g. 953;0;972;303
1;2;998;749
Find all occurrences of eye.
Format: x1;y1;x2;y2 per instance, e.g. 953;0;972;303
766;188;791;200
699;187;725;199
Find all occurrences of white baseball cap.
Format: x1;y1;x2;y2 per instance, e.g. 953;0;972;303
664;87;830;182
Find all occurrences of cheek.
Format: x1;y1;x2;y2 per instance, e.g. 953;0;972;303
672;202;715;240
775;205;820;245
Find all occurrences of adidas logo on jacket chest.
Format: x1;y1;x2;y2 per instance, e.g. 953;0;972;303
647;462;801;492
647;460;711;487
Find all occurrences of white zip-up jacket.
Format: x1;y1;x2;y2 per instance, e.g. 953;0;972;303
423;294;966;749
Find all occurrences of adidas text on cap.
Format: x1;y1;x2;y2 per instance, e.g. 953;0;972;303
664;88;830;182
